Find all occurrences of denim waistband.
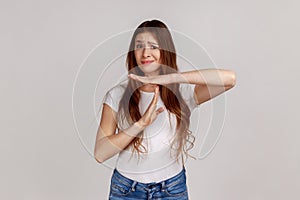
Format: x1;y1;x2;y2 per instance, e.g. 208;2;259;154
111;166;186;192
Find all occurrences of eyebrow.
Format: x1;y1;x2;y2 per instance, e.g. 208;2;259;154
135;40;159;46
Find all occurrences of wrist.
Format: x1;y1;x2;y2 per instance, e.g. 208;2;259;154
134;121;146;130
123;121;146;137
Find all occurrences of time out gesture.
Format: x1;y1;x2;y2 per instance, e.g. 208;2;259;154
128;69;236;105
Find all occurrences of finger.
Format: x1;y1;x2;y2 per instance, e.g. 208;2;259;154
156;106;165;114
144;87;159;116
128;74;149;84
128;74;138;80
150;86;159;106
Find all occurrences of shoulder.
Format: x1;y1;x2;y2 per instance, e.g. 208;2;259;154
179;83;197;111
179;83;196;98
106;80;127;98
102;80;128;112
179;83;195;92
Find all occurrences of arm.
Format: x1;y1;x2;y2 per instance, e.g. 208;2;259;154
128;69;236;105
129;69;235;86
176;69;236;105
94;104;145;163
94;86;164;163
176;69;236;87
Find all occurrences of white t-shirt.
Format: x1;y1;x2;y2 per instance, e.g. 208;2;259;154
102;80;197;183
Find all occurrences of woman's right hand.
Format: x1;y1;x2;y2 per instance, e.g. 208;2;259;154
136;86;165;128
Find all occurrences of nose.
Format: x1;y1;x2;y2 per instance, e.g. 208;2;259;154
142;47;151;57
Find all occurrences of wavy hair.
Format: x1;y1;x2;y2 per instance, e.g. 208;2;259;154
117;19;195;164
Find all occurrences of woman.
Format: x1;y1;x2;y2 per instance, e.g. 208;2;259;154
94;19;236;200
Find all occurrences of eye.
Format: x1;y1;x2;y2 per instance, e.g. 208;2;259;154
135;44;144;49
151;45;159;49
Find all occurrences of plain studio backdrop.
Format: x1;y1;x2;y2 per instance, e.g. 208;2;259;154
1;0;299;199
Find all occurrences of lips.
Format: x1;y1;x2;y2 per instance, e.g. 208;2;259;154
141;60;154;64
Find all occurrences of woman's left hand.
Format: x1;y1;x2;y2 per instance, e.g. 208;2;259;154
128;73;176;85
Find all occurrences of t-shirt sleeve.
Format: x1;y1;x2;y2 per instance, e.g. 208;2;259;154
102;91;118;112
102;84;126;113
179;83;198;112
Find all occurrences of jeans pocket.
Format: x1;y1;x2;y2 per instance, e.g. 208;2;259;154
163;178;188;197
110;182;133;196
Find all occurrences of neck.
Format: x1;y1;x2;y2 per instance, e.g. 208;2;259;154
139;84;158;92
144;72;159;77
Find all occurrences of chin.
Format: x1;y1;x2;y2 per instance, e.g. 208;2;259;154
138;64;161;75
140;69;160;76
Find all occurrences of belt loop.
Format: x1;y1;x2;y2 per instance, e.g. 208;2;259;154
131;181;137;191
161;181;166;191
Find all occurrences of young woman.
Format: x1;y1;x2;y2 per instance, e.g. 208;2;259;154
94;19;236;200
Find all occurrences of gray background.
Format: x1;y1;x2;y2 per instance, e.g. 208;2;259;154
1;0;299;199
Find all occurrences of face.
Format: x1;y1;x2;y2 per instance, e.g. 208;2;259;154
134;32;161;76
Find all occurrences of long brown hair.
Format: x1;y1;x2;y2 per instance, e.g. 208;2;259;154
118;19;195;164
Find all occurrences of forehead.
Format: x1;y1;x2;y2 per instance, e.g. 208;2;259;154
135;32;158;44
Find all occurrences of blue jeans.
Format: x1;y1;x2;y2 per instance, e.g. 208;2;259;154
108;166;189;200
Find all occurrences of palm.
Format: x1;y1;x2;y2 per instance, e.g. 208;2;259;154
128;74;170;85
138;86;165;127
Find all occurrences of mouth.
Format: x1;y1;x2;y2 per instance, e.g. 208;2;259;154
141;60;154;65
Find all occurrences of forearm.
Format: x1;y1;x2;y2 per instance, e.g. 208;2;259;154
172;69;236;87
94;122;145;163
